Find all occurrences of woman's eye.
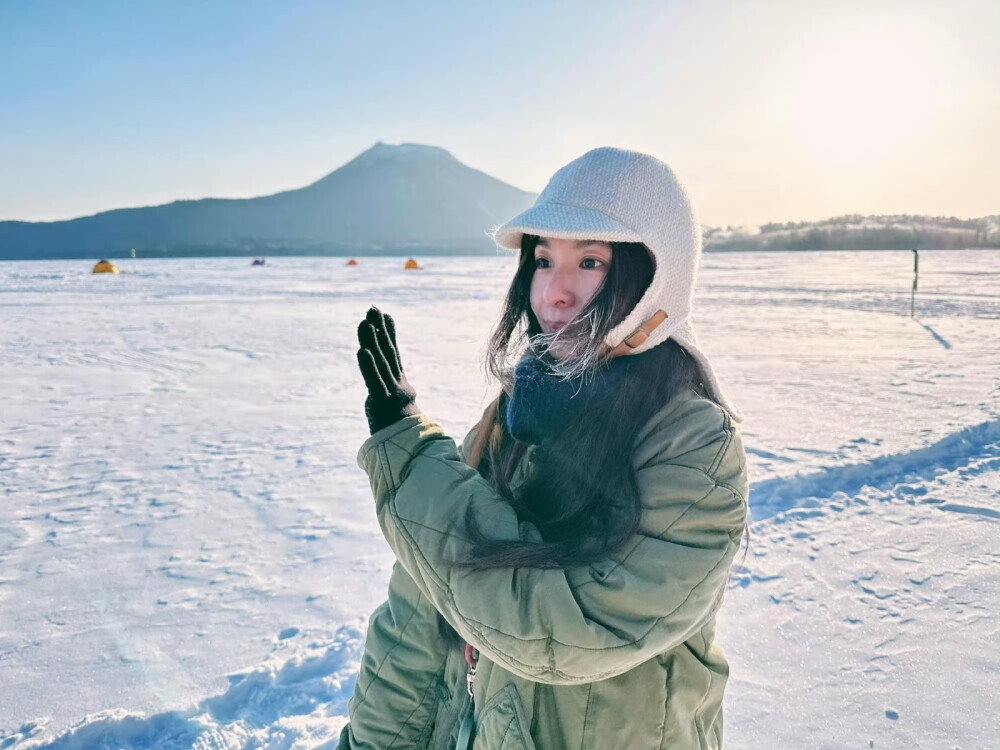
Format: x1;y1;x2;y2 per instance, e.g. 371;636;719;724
581;258;606;270
534;257;551;269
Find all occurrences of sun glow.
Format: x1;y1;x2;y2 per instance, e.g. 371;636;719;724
773;22;947;165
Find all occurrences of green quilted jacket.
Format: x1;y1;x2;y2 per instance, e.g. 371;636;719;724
338;390;747;750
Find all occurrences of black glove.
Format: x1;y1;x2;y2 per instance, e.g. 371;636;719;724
356;307;420;434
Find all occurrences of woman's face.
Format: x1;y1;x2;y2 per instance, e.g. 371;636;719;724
529;237;612;335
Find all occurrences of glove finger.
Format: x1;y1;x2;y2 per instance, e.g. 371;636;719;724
358;321;396;387
357;348;391;401
357;319;385;353
358;313;379;348
384;313;403;371
367;307;401;379
365;306;385;331
376;317;402;380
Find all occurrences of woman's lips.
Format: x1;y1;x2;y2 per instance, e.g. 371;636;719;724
543;319;568;332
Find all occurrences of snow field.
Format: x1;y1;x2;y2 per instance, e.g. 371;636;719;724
1;250;997;749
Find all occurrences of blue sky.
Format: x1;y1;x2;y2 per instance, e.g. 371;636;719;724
2;0;998;225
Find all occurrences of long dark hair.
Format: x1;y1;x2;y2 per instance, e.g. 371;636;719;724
465;234;706;569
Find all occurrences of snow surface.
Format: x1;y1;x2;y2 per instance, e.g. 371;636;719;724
1;250;997;749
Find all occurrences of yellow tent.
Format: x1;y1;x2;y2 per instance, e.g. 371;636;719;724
404;258;420;270
92;259;119;274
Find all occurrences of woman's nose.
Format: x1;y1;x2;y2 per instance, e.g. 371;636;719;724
542;270;575;308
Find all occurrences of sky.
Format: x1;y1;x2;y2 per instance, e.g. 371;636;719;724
1;0;997;226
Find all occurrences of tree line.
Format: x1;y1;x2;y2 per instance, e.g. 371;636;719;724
704;214;999;252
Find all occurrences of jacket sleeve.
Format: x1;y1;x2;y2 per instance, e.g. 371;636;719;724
357;400;748;686
340;427;484;750
340;562;450;750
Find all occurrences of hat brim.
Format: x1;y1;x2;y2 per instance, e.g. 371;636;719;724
493;202;642;250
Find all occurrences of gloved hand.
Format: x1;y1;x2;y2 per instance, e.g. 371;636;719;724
356;307;420;434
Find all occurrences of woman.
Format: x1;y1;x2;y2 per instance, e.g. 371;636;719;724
341;148;747;750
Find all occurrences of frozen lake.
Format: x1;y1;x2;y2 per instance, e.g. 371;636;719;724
1;250;998;749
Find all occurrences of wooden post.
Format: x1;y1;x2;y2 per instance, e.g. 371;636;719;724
911;249;919;318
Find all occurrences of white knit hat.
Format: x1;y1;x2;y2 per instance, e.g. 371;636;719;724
493;147;742;422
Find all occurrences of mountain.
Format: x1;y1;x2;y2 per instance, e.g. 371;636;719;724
0;142;538;260
4;146;997;260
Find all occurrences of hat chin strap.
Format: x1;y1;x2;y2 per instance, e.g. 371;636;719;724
608;309;669;358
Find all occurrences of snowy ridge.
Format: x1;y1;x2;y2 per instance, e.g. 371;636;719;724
749;417;1000;521
1;625;363;750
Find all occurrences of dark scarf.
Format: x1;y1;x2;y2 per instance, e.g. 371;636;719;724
505;353;633;446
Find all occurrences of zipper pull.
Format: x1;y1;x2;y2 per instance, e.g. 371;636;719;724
466;665;476;698
464;642;478;698
456;643;480;750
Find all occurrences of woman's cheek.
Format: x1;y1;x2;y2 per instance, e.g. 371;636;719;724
584;271;607;306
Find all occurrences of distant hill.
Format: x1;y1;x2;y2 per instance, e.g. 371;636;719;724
0;143;537;260
704;214;1000;252
1;145;997;260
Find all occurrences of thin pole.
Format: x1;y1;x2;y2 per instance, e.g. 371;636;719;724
911;248;919;318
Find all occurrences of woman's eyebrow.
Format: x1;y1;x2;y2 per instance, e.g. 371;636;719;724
534;238;609;251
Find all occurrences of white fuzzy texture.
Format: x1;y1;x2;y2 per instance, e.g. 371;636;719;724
493;147;742;420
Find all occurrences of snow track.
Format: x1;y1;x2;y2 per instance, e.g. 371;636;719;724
749;417;1000;521
1;625;363;750
724;419;999;749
